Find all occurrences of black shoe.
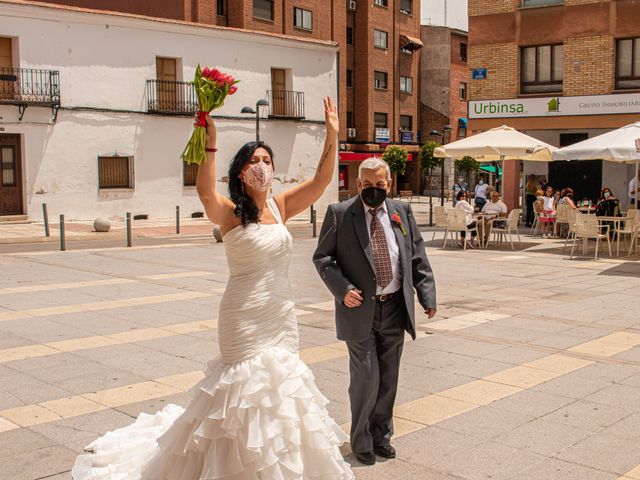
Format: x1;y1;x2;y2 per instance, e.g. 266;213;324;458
374;444;396;459
353;451;376;465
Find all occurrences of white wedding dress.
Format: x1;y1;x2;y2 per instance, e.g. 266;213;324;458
72;199;354;480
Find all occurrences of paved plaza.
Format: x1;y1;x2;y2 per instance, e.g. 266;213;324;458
1;215;640;479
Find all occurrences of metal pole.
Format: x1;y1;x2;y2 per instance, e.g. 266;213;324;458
126;212;132;247
311;206;317;238
310;204;315;223
42;203;50;237
256;110;260;143
176;205;180;234
59;214;65;251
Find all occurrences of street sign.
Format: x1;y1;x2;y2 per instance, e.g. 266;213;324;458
401;131;414;143
472;68;487;80
375;128;390;143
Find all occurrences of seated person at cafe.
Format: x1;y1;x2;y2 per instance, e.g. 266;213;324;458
454;190;479;248
480;190;508;243
558;188;577;209
595;187;620;217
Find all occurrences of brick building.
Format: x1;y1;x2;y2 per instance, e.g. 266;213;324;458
420;25;468;195
468;0;640;212
39;0;422;197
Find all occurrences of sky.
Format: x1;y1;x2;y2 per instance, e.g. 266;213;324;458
420;0;468;31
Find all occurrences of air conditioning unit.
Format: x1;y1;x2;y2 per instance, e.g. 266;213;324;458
347;128;356;138
347;0;357;12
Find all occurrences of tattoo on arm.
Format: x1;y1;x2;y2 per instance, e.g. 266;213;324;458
317;144;333;173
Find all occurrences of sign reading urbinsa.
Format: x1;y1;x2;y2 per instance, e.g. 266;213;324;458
470;93;640;119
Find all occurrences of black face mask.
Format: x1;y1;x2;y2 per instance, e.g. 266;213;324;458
361;187;387;208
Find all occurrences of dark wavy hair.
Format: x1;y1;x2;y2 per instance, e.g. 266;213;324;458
228;141;275;226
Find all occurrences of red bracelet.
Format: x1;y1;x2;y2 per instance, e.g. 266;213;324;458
205;147;217;153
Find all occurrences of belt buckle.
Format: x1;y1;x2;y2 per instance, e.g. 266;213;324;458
379;292;392;302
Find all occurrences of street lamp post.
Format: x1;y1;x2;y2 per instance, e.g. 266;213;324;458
430;125;453;208
241;98;269;142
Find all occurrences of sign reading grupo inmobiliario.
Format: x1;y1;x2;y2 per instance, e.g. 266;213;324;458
469;93;640;119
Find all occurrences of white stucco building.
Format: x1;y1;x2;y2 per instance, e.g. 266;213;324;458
0;0;338;221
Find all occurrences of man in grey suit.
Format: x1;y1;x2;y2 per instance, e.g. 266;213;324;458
313;158;437;465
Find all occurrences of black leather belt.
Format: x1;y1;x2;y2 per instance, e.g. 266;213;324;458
375;290;399;302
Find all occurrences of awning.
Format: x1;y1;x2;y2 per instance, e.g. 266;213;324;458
458;118;468;128
339;152;413;162
399;34;424;51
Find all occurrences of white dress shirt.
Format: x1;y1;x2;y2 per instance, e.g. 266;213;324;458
629;177;638;201
363;200;402;295
455;200;475;225
475;183;488;200
482;200;508;215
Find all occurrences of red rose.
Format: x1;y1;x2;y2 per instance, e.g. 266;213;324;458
226;75;235;85
229;85;238;95
201;67;211;78
211;68;221;80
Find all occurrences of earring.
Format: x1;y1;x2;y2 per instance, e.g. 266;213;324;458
241;182;245;195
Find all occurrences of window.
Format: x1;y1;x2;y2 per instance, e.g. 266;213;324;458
374;112;388;128
400;45;413;55
521;44;563;93
460;42;467;62
294;7;313;30
400;76;413;93
346;27;353;45
616;38;640;89
374;71;388;89
522;0;564;6
216;0;226;15
374;30;388;49
253;0;273;21
400;115;412;131
183;162;198;187
346;69;353;87
347;111;354;129
400;0;412;14
98;156;134;189
459;82;467;100
1;145;16;186
373;0;388;6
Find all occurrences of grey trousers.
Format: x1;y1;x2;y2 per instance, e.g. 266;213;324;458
345;291;407;454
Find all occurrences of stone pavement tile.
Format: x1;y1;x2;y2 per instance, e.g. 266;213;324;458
397;467;467;479
8;350;92;375
585;384;640;411
439;379;521;406
0;426;52;456
104;353;202;380
555;434;640;475
531;369;614;399
482;346;549;365
512;457;618;480
462;323;548;343
575;363;640;382
0;371;73;407
403;349;480;371
134;334;216;359
0;317;96;344
395;394;476;426
484;365;563;389
533;333;597;350
399;364;476;395
440;356;518;379
0;332;33;350
601;412;640;440
112;391;192;419
489;389;576;418
105;305;195;326
541;400;633;433
524;354;594;374
298;324;343;346
52;364;148;395
491;316;574;334
437;404;535;441
418;335;509;357
393;425;483;467
29;408;135;453
614;346;640;363
429;441;545;480
2;445;77;480
345;456;423;479
494;415;592;456
625;464;640;479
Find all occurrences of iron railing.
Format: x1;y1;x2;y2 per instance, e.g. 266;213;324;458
146;79;198;114
267;90;305;119
0;68;60;105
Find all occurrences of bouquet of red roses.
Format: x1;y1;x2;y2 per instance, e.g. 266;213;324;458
181;64;239;165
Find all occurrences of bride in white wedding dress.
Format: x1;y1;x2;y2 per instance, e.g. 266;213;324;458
72;97;354;479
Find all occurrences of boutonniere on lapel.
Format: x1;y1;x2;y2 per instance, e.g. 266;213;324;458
391;211;407;236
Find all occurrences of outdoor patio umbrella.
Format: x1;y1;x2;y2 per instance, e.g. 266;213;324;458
433;125;558;162
552;121;640;203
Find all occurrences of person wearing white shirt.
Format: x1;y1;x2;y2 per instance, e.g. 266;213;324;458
629;174;640;206
363;199;402;295
454;191;478;248
474;178;489;211
480;190;508;243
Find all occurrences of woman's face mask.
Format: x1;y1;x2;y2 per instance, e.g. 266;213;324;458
242;162;273;192
478;180;484;185
604;191;611;199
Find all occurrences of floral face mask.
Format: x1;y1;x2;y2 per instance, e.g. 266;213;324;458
242;162;273;192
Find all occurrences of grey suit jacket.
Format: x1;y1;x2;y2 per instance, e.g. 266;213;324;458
313;196;437;342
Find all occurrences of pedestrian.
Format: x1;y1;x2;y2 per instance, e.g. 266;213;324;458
453;175;468;206
474;176;488;212
313;157;437;466
629;172;640;207
455;190;478;248
525;174;538;227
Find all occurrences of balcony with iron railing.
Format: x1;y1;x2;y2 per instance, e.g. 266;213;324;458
146;79;198;114
266;90;305;119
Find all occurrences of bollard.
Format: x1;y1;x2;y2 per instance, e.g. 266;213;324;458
310;204;315;224
126;212;132;247
42;203;50;237
311;206;317;238
59;214;65;251
176;205;180;234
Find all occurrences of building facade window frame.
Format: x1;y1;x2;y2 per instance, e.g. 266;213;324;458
521;0;564;7
400;76;413;94
346;26;353;46
520;44;563;94
459;81;467;100
346;111;354;129
374;112;388;129
373;0;388;7
460;42;467;62
216;0;226;16
616;37;640;90
374;30;389;49
98;155;135;190
346;69;353;87
374;71;388;90
293;7;313;31
399;114;412;132
253;0;274;22
400;0;412;15
183;162;198;187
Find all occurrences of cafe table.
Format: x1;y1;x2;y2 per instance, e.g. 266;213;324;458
596;215;632;256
